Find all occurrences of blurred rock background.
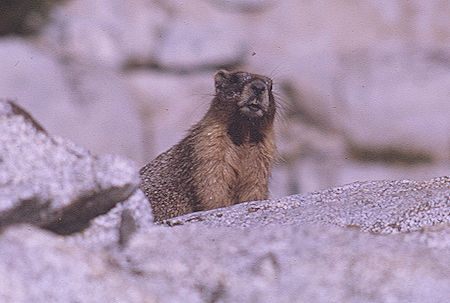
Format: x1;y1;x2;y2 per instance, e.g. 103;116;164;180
1;0;448;198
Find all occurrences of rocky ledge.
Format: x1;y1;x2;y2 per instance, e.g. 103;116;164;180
0;100;449;302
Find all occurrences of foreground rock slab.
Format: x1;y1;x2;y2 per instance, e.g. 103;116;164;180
166;176;450;233
0;173;448;302
122;223;450;303
0;225;154;303
0;100;139;234
115;176;447;302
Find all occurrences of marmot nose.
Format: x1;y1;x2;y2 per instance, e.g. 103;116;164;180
251;80;266;95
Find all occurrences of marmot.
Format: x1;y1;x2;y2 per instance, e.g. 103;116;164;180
140;70;276;222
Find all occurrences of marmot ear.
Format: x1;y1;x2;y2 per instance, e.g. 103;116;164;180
214;70;230;87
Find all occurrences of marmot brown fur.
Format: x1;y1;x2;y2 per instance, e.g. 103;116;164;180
140;70;276;222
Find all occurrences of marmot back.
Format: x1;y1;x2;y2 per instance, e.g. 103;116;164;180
140;70;277;222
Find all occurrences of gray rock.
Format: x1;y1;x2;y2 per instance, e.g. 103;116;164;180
336;161;450;193
273;119;346;195
1;160;449;302
166;176;450;234
269;45;450;195
43;0;168;67
0;38;144;163
337;45;450;161
122;223;450;303
117;176;449;302
236;0;450;194
68;189;153;249
0;225;154;303
0;100;139;234
153;2;248;70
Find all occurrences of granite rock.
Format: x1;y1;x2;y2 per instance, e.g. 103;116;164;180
1;158;449;302
0;100;139;234
0;38;144;162
115;175;450;302
337;45;450;161
43;0;168;67
166;176;450;234
121;221;450;303
0;225;154;303
69;189;153;249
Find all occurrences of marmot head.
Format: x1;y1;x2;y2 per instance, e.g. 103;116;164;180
214;70;275;120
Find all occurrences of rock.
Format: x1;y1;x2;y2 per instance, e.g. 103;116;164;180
268;44;450;194
127;71;213;165
43;0;168;67
0;225;154;303
273;119;346;195
337;161;450;189
116;175;450;302
1;147;449;303
234;0;450;194
0;38;144;162
0;100;139;234
68;189;153;249
152;1;248;71
122;223;450;303
165;176;450;233
337;45;450;161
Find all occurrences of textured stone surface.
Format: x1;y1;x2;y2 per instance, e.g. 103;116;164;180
0;38;144;162
43;0;168;67
122;223;450;303
166;176;450;234
337;45;450;161
118;176;449;302
0;100;139;234
2;169;450;302
153;16;246;71
69;189;153;249
0;225;154;303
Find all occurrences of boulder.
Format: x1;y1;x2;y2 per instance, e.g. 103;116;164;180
166;176;450;234
116;175;449;302
0;100;139;234
0;38;144;162
43;0;168;67
121;223;450;303
0;225;154;303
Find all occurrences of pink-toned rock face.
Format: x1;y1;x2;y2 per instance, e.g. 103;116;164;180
0;100;142;234
0;39;144;163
